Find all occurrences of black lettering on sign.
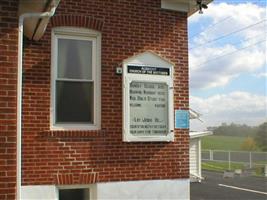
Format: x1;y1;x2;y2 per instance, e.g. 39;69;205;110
128;65;170;76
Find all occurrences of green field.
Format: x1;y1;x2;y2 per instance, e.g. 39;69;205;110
201;135;265;176
202;135;245;151
202;161;245;172
202;161;265;176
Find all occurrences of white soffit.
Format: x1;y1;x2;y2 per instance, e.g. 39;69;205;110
18;0;60;40
161;0;213;16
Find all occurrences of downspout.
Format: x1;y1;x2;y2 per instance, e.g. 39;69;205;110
190;173;204;182
17;6;56;200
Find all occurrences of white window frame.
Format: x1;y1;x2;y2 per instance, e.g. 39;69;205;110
123;64;174;142
50;27;101;130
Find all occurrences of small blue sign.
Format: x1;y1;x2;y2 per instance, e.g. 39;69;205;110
175;110;189;129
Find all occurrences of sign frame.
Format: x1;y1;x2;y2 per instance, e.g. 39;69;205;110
123;60;174;142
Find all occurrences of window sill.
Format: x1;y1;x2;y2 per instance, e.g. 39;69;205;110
40;129;106;139
50;123;100;131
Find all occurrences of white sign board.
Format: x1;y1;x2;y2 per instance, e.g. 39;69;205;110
129;81;168;136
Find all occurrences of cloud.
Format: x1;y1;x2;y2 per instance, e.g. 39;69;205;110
190;91;267;130
189;2;266;89
254;72;267;78
190;2;266;40
189;44;266;89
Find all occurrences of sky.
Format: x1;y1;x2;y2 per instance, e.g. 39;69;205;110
188;0;267;130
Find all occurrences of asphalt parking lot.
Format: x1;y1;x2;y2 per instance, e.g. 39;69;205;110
190;170;267;200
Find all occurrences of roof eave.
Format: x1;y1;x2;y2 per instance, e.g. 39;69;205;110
161;0;213;17
18;0;60;41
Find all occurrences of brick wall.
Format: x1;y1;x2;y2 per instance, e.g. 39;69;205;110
0;1;18;199
1;0;189;192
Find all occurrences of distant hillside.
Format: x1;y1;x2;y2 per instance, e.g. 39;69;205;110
207;123;258;137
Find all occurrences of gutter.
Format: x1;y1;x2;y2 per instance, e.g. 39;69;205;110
17;6;57;200
189;131;213;139
31;0;54;40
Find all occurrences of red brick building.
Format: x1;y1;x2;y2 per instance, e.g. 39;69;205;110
0;0;211;199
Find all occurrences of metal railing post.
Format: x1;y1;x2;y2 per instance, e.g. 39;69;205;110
210;150;213;161
249;152;252;168
228;151;231;170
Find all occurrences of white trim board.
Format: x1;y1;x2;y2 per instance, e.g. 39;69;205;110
21;179;190;200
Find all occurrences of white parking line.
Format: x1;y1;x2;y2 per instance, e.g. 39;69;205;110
218;184;267;195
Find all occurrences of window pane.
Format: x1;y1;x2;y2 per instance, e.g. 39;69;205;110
58;38;92;79
59;189;89;200
56;81;94;123
129;82;169;136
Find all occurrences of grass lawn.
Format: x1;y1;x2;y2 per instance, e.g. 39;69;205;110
202;135;245;151
202;161;245;172
201;135;265;176
202;161;265;176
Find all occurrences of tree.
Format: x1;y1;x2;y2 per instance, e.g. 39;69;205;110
254;122;267;151
240;137;258;151
212;122;257;137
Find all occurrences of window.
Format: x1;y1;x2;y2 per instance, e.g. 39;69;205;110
51;27;101;130
59;188;90;200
